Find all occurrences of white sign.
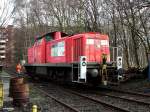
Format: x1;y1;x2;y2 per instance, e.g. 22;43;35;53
87;39;94;44
117;56;123;69
51;41;65;56
79;56;87;82
100;40;108;46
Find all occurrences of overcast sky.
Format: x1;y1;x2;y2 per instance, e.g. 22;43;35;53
0;0;14;26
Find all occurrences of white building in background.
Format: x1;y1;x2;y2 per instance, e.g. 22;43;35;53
0;31;7;61
0;25;14;67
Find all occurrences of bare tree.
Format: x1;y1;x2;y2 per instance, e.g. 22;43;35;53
0;0;15;27
12;0;150;68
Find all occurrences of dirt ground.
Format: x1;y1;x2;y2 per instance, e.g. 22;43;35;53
113;78;150;93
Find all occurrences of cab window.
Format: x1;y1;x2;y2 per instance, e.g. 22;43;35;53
45;35;53;41
87;38;94;45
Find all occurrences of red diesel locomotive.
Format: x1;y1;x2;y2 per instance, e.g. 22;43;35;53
25;31;118;85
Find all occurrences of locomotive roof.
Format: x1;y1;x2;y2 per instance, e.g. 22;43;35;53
37;31;68;40
36;31;108;41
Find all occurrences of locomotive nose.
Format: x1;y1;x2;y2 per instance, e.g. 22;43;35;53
87;69;99;78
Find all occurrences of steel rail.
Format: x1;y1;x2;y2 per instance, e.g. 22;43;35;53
100;87;150;97
65;89;130;112
32;85;80;112
98;92;150;105
33;83;130;112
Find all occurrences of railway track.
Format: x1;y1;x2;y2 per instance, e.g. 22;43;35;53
66;86;150;112
76;91;150;112
4;69;128;111
32;82;150;112
32;84;80;112
33;83;129;112
98;92;150;105
98;87;150;104
4;69;150;112
100;86;150;96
